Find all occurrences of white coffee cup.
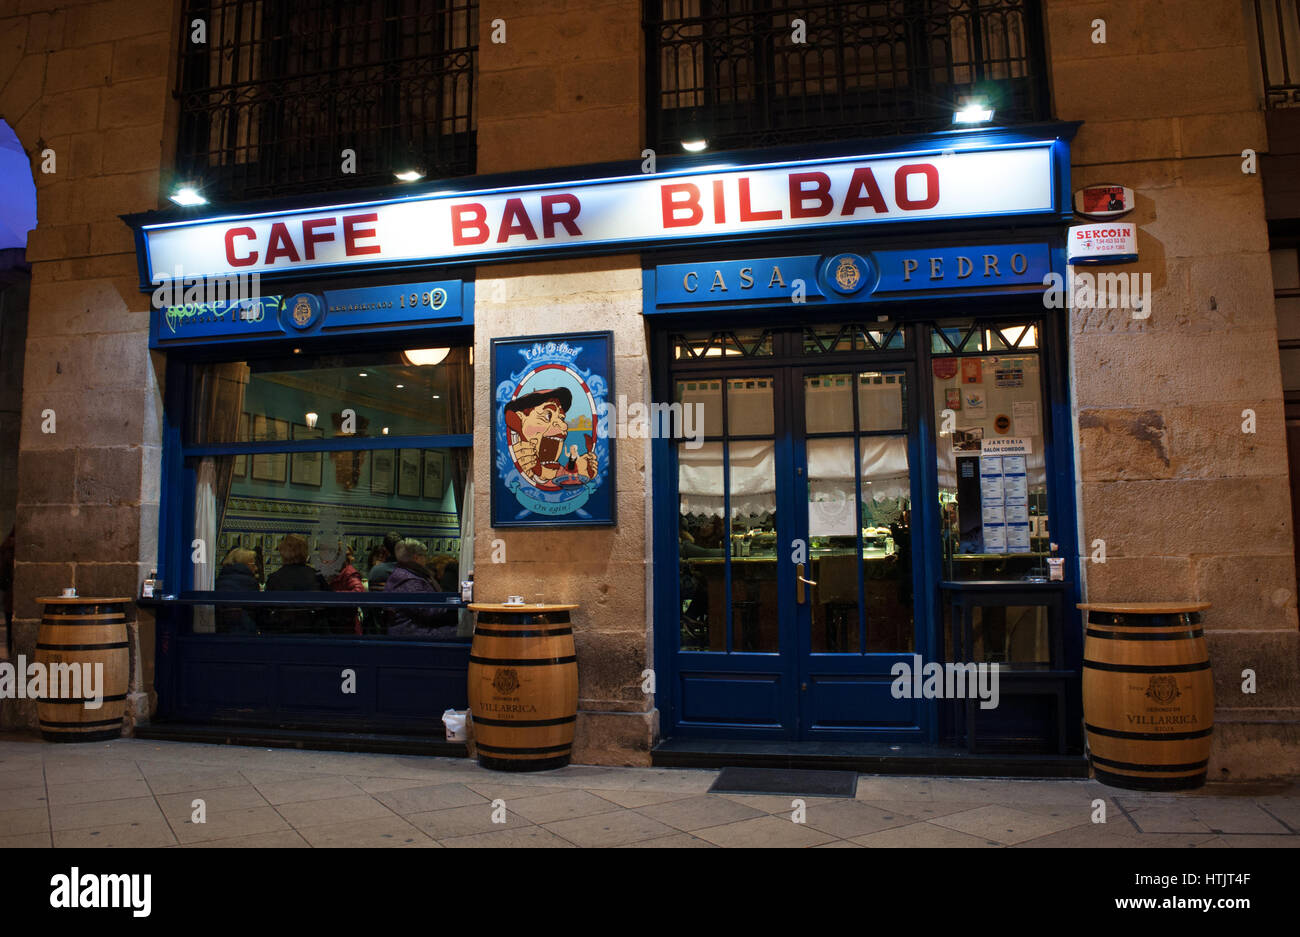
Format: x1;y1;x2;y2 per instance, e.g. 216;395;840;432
506;594;524;605
61;587;76;598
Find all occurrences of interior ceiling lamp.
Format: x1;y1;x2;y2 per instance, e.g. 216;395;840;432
305;412;319;429
402;348;451;366
953;97;994;124
394;168;425;182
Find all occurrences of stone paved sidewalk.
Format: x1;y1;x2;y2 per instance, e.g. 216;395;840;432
0;735;1296;848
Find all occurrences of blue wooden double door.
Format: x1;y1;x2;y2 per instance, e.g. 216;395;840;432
663;324;936;741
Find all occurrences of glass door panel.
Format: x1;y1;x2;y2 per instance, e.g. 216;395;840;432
803;369;914;656
675;375;778;654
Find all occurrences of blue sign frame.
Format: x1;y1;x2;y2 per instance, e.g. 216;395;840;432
490;331;616;528
648;241;1054;313
148;278;473;349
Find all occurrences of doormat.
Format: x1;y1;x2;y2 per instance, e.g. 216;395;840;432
708;767;858;798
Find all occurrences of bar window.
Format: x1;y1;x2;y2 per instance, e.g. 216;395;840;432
185;348;473;638
932;323;1050;581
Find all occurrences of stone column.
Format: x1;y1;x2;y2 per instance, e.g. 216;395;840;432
1046;0;1300;778
0;0;176;729
472;1;654;764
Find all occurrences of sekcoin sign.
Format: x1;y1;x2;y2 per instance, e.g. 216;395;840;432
139;142;1061;283
1068;222;1138;265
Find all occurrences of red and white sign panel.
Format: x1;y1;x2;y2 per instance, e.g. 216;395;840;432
1073;183;1134;220
1067;223;1138;265
142;144;1057;282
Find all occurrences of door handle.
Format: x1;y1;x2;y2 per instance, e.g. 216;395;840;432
796;563;817;604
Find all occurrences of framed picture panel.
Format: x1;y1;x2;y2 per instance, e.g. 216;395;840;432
371;449;395;495
490;331;615;527
291;424;324;487
423;450;446;500
398;449;421;498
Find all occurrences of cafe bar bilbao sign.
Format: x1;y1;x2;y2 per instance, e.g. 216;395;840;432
138;141;1062;283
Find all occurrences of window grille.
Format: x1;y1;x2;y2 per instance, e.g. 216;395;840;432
647;0;1050;151
176;0;477;201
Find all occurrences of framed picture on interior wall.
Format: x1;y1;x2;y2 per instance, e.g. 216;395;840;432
290;424;324;487
397;449;421;498
423;450;445;500
371;449;396;495
252;414;291;442
251;448;287;483
490;331;616;527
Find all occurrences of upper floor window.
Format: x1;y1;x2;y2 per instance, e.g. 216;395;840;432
647;0;1050;152
176;0;477;202
1249;0;1300;107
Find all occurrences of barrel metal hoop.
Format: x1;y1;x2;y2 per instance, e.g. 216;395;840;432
39;693;129;705
35;642;130;651
1090;753;1209;772
1086;612;1200;628
473;627;574;638
1082;660;1211;674
1085;722;1212;741
474;741;573;755
469;655;577;666
470;714;577;728
38;717;124;729
477;612;572;627
1085;628;1203;641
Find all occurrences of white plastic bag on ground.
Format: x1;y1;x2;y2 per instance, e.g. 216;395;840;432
442;709;469;741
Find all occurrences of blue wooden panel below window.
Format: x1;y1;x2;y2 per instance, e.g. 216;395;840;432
679;672;784;727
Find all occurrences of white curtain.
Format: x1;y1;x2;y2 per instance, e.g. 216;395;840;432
193;457;217;633
457;478;475;637
677;437;911;517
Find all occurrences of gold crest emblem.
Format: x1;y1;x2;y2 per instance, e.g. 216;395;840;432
1145;674;1181;705
492;668;521;696
835;257;861;291
292;296;313;326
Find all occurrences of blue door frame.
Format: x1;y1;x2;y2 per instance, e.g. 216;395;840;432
651;331;935;741
649;250;1083;747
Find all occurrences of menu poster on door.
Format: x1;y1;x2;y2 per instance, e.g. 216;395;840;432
978;456;1007;554
979;452;1031;554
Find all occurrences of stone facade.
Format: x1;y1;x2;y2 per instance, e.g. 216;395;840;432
1047;0;1299;778
0;0;176;729
0;0;1295;777
472;1;653;765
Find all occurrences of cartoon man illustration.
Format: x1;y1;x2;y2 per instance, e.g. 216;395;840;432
503;386;597;487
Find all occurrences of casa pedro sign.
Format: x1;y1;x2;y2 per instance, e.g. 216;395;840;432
139;142;1060;283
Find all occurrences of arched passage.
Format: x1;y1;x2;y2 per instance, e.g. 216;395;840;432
0;117;36;658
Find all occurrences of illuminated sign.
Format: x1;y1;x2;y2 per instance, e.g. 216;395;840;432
139;141;1062;283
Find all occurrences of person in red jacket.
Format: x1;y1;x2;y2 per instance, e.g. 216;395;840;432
323;543;365;635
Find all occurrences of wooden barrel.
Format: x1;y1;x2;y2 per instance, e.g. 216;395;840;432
34;597;131;743
1080;602;1213;790
467;603;578;771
